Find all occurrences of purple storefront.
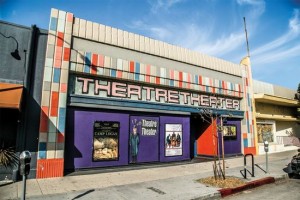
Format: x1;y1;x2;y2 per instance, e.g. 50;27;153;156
65;108;190;170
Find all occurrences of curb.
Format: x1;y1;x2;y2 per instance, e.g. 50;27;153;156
218;175;288;198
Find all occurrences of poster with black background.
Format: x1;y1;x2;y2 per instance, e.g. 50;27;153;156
141;119;157;136
93;121;119;161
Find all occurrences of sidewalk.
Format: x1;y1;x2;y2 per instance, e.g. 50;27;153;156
0;150;297;200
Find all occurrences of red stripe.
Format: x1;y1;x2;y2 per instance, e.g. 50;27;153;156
130;61;135;73
156;77;160;84
56;32;64;47
179;71;183;81
50;92;59;117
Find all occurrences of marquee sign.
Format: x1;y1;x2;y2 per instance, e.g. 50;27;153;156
73;76;240;110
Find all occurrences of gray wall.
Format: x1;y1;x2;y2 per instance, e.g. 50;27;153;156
0;21;48;179
73;37;243;85
0;21;31;84
253;79;296;99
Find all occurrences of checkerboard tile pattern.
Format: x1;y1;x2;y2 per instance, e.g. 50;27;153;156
37;8;73;178
241;57;257;154
69;50;243;98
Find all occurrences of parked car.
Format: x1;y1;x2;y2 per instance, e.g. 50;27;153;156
288;149;300;178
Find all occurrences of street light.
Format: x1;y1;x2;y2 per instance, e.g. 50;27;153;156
0;32;21;60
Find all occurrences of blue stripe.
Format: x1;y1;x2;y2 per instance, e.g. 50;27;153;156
194;75;198;84
135;62;140;73
58;108;66;133
170;80;174;86
50;17;57;31
111;69;116;77
84;52;91;73
243;138;248;148
53;68;61;83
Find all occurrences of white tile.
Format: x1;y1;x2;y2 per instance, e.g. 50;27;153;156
99;24;105;42
79;19;86;38
92;22;99;41
58;10;66;20
112;27;118;45
105;26;112;43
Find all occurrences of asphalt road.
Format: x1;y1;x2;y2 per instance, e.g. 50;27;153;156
225;177;300;200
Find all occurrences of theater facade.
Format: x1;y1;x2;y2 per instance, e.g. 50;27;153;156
35;8;257;178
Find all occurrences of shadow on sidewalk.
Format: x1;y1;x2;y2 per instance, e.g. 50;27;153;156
72;189;95;200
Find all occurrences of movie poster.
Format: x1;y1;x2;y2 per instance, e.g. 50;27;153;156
93;121;119;161
165;124;182;156
257;123;274;143
223;125;237;140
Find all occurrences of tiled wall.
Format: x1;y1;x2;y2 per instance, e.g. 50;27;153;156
37;9;73;178
241;57;257;155
70;50;242;97
72;17;242;77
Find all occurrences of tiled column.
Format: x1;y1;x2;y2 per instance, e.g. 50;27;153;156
240;56;257;155
37;8;73;178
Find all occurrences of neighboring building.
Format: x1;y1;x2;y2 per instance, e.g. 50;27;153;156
0;21;47;180
253;80;300;154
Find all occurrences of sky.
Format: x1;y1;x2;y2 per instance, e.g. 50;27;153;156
1;0;299;90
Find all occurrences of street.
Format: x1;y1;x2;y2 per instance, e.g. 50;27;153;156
225;178;300;200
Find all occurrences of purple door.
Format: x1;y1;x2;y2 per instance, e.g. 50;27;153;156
129;116;159;163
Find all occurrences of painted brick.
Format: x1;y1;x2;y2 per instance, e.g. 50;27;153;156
41;91;50;107
58;108;66;133
112;27;118;45
72;18;79;36
43;81;51;91
64;34;71;47
39;132;48;143
145;37;150;53
104;56;111;68
86;21;93;39
105;26;112;43
56;32;64;47
65;21;73;35
43;66;53;82
61;61;69;70
46;45;55;59
53;68;61;83
49;17;58;31
123;31;129;48
50;91;59;116
39;106;49;132
98;24;105;42
134;34;140;50
58;92;67;108
57;19;65;33
79;19;86;38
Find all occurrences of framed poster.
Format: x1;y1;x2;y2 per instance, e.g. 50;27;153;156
93;121;119;161
257;123;274;143
223;125;237;140
165;124;182;156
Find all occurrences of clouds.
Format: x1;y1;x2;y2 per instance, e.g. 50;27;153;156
252;9;300;65
237;0;266;18
148;0;186;13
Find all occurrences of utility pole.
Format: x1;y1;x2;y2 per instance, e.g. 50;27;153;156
243;17;250;57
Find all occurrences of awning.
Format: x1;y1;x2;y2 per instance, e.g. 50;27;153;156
0;82;23;110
